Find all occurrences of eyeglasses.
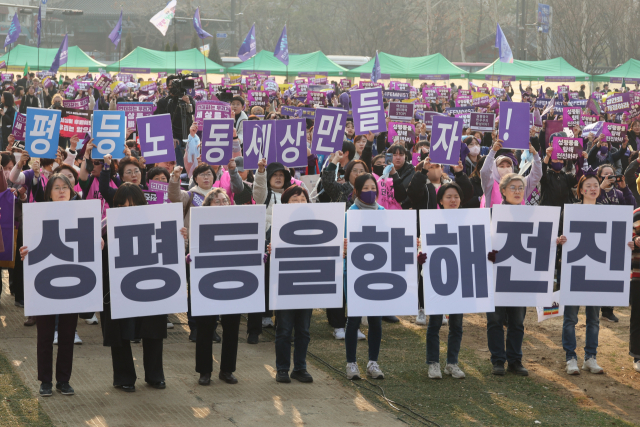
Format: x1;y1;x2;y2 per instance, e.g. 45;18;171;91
53;186;70;192
199;172;214;178
211;198;230;206
124;169;141;176
507;185;524;193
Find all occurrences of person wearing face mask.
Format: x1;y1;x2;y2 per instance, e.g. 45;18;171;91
368;154;408;210
480;140;542;208
320;153;368;209
587;134;624;175
539;143;582;208
464;136;482;175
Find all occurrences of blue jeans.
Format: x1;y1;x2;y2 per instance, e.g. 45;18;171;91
486;307;526;365
275;309;312;372
345;316;382;363
562;306;600;361
426;314;463;365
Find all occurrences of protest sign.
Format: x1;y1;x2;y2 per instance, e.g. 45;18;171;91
305;91;326;106
194;101;232;131
421;209;494;315
560;204;632;307
0;190;13;263
430;115;463;166
498;102;530;150
201;118;234;166
351;88;386;134
455;113;471;129
581;112;599;126
247;90;268;107
62;97;89;110
94;74;112;92
382;90;410;100
421;111;445;130
12;112;26;141
269;203;345;310
557;85;569;95
601;122;627;144
388;102;414;121
491;205;560;307
562;107;583;127
117;102;154;130
536;291;564;322
274;119;307;168
469;112;495;132
136;114;175;164
149;180;170;204
387;122;415;145
24;200;103;316
346;210;417;316
606;93;631;113
107;203;187;319
551;137;583;161
311;108;347;155
189;205;267;316
25;107;61;159
60;108;92;138
92;110;126;159
143;190;163;205
422;87;437;102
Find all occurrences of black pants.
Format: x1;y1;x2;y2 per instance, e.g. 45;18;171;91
8;227;23;303
195;314;241;374
110;338;164;386
630;281;640;359
37;314;77;383
247;258;271;335
326;293;347;328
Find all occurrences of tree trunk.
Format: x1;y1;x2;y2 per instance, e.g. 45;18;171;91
581;0;588;71
459;0;466;62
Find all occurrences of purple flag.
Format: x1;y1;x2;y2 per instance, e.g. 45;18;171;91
495;23;513;63
274;119;307;168
351;88;385;134
243;120;275;169
273;24;289;65
4;14;20;48
136;114;175;164
430;115;464;166
109;10;123;47
201;118;234;166
371;51;382;83
311;108;347;155
36;6;41;48
49;34;68;74
498;101;530;149
238;24;256;61
193;7;212;39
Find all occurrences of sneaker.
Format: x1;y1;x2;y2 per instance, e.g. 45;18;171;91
333;328;345;340
166;322;174;329
246;332;259;344
346;362;361;380
53;331;58;345
492;361;505;376
602;312;619;323
262;317;274;328
442;315;449;326
634;360;640;373
39;382;52;397
357;330;366;340
366;361;384;379
582;357;604;374
507;361;529;376
56;382;75;395
290;369;313;383
361;316;368;327
428;362;442;379
74;332;82;345
416;309;427;325
444;363;465;379
566;359;580;375
276;370;291;383
14;300;24;308
84;314;98;325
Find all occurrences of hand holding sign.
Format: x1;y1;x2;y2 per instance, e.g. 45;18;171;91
498;102;530;149
429;115;463;166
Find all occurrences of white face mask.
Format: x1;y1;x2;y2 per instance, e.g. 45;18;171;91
497;165;512;177
469;146;481;156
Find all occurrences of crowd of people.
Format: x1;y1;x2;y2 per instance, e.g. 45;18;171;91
0;70;638;399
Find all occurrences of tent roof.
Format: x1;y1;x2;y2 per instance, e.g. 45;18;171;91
344;52;468;79
469;57;591;81
0;44;106;72
105;47;226;74
226;50;348;76
593;59;640;82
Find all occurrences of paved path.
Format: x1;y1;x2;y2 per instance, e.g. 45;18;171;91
0;280;403;427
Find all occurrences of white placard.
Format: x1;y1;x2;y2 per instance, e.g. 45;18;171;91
559;204;632;307
24;200;103;316
189;205;266;316
491;205;560;307
269;202;345;310
107;203;187;319
346;210;417;316
421;208;494;315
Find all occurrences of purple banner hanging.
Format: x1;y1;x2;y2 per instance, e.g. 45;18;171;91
121;67;151;74
545;76;576;82
419;74;451;80
485;75;516;81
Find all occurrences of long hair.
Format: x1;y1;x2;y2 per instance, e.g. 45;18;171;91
113;182;147;207
43;174;77;201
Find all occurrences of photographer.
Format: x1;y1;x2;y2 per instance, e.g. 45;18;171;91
155;75;196;168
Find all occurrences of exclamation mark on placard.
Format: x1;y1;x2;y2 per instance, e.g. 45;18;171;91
503;109;512;141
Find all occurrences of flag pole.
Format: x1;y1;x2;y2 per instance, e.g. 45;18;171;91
119;6;122;73
199;6;207;85
174;15;177;74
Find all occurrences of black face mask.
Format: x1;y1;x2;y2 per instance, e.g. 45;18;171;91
373;164;385;176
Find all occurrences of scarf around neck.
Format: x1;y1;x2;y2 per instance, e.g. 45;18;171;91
354;197;380;210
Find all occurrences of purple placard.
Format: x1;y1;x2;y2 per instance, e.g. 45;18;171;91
297;71;324;77
0;190;14;262
306;90;327;106
94;74;112;92
469;112;495;132
545;76;576;82
455;113;471;129
143;190;164;205
280;106;301;117
148;180;170;204
418;74;450;80
351;88;386;134
117;102;155;130
275;119;307;168
116;73;134;83
388;102;414;121
62;96;89;110
430;115;464;166
485;75;516;81
1;73;13;82
562;106;583;127
422;87;437;102
606;93;631;113
243;120;275;169
76;81;92;91
121;67;151;74
359;81;385;90
382;90;410;100
339;79;351;90
311;108;347;155
201;118;234;166
387;122;415;144
158;72;168;78
581;112;599;126
602;122;627;144
436;87;451;99
557;85;570;95
414;101;430;111
498;102;530;149
12;112;26;141
64;85;78;99
551;137;583;160
421;111;445;130
247;90;268;107
139;81;157;93
195;101;232;131
137;114;176;164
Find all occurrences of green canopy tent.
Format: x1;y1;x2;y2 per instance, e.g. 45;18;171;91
0;44;106;72
105;47;226;74
344;52;468;80
226;50;348;77
593;59;640;83
469;57;591;82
